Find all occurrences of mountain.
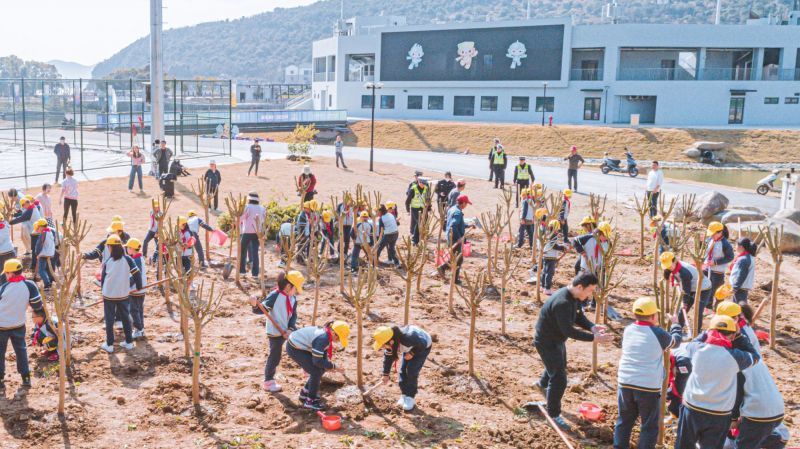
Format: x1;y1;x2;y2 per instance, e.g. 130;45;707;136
92;0;796;81
48;60;95;79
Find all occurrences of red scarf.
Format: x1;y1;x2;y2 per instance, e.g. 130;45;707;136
705;329;733;349
7;275;24;283
669;262;682;286
737;317;747;330
728;251;748;274
275;287;294;317
563;196;571;211
634;320;654;326
706;236;720;263
325;327;334;360
0;223;5;230
668;354;681;399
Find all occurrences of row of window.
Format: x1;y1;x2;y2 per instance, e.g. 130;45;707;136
764;97;800;104
361;94;603;120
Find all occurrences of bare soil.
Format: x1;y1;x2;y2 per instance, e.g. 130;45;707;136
247;120;800;164
1;156;798;448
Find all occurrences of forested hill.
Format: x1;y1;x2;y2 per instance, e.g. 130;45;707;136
91;0;795;81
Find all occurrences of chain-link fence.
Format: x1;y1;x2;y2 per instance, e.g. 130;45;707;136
0;78;233;180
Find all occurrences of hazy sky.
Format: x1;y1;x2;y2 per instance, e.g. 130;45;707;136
2;0;318;65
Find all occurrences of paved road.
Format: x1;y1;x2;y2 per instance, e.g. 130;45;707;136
0;128;780;214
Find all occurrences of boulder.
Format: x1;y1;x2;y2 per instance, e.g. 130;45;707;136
696;191;730;220
683;148;702;158
720;209;766;224
727;218;800;254
772;209;800;226
694;141;728;151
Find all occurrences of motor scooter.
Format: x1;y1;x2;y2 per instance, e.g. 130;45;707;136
600;149;639;177
756;170;781;195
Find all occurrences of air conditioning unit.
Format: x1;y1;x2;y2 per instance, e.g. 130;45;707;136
626;95;650;101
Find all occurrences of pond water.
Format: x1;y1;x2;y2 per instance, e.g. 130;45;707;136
661;168;771;190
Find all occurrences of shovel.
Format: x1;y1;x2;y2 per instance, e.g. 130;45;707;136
523;401;576;449
252;297;288;339
362;380;383;397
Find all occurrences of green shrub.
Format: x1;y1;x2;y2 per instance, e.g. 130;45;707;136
217;212;234;233
265;201;301;239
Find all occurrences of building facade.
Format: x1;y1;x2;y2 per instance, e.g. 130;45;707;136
311;15;800;126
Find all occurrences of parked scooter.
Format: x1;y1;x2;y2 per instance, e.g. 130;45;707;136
756;169;781;195
600;149;639;177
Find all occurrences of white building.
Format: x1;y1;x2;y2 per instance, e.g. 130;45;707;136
311;14;800;126
284;64;313;84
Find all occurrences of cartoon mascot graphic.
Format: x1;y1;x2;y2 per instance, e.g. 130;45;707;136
455;41;478;69
407;43;424;70
506;40;527;69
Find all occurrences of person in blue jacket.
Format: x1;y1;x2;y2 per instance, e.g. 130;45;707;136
728;238;757;306
372;324;433;412
286;321;349;411
250;271;304;393
437;194;473;284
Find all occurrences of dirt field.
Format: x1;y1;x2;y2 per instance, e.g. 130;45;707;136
247;121;800;164
0;156;798;448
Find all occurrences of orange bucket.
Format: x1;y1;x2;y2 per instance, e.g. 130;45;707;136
317;411;341;431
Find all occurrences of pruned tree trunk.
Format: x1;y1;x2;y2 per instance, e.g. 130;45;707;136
192;317;202;406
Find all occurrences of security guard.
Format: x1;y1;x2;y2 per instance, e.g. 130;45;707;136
513;156;535;207
405;171;429;245
492;144;508;189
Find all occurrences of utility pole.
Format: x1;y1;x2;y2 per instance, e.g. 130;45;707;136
150;0;165;147
526;0;530;19
714;0;722;24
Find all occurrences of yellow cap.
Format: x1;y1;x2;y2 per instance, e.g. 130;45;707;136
34;218;48;229
309;200;320;211
360;211;370;219
580;216;596;226
632;297;660;316
548;219;561;231
709;314;737;332
331;321;350;348
597;221;612;237
521;188;530;196
533;182;543;190
706;221;724;236
386;201;396;209
112;214;123;221
372;326;394;351
188;210;197;217
322;211;332;223
19;198;30;207
286;270;305;294
177;216;188;226
3;258;23;274
125;238;142;251
660;251;676;270
106;234;122;246
715;301;742;318
650;215;663;224
563;189;572;198
714;283;733;301
106;221;124;233
535;207;548;220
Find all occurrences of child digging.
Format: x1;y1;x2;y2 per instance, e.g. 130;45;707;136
286;320;349;410
30;309;59;362
249;270;304;393
372;324;433;412
99;235;142;353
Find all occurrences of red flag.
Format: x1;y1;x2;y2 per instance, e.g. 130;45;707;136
131;123;137;138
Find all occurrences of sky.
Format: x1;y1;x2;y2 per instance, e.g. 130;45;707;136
2;0;319;66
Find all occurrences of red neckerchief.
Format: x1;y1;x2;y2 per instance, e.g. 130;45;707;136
594;237;602;260
668;353;681;399
132;253;142;260
150;212;156;228
634;320;654;326
325;222;333;235
7;275;24;282
670;262;682;286
728;251;748;274
275;287;294;317
25;204;35;211
564;196;571;210
737;317;747;330
705;329;733;349
0;222;5;230
34;200;40;206
325;327;334;360
706;236;720;263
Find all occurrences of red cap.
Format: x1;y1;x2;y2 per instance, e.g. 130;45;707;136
456;179;466;187
457;194;472;205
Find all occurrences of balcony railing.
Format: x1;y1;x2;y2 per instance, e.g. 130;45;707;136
313;73;326;82
761;67;799;81
617;68;695;81
570;68;603;81
699;67;752;81
326;71;335;81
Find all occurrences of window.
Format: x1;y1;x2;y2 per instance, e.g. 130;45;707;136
345;54;375;82
764;97;779;104
239;92;246;102
535;96;555;113
584;98;601;121
661;59;676;80
511;96;529;112
361;95;373;109
407;95;423;110
728;97;745;124
428;95;444;110
580;60;599;80
380;95;395;109
453;96;475;116
786;97;799;104
313;57;327;82
480;96;498;111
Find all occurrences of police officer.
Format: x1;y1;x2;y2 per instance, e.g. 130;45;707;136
405;171;429;245
513;156;534;207
492;145;508;189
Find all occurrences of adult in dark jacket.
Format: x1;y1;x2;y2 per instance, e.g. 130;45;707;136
203;161;222;211
491;144;509;189
248;140;262;176
53;137;71;184
533;273;613;430
153;140;172;177
434;172;456;213
373;324;433;411
437;195;473;283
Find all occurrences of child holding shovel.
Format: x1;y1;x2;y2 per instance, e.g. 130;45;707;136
250;271;304;393
286;320;350;411
372;324;433;412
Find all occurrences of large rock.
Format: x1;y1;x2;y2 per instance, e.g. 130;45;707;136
772;209;800;226
695;141;728;151
727;218;800;254
683;148;702;158
720;209;766;224
696;191;730;220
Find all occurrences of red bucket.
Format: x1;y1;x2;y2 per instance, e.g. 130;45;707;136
463;241;472;257
578;402;606;422
210;230;228;246
435;249;450;266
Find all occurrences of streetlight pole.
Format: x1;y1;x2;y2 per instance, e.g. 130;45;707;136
364;82;383;172
541;82;548;126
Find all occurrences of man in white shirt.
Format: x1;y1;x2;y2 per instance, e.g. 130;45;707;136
645;161;664;218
